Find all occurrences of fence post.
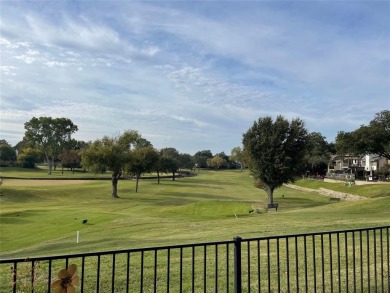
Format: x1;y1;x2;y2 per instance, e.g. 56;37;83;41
234;236;242;293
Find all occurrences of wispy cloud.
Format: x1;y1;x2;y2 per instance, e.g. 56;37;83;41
0;1;388;154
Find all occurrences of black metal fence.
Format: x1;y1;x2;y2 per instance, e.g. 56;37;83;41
1;226;389;292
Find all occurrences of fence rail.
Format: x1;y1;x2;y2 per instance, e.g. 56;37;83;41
1;226;389;292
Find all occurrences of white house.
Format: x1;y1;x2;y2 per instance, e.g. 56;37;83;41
361;154;388;175
328;153;389;180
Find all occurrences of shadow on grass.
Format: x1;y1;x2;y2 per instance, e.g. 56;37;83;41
0;189;41;203
0;210;39;224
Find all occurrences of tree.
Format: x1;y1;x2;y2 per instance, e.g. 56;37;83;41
59;149;81;174
177;153;194;170
215;152;230;168
372;109;390;131
80;130;149;198
159;156;179;180
159;147;180;180
335;131;355;156
154;155;163;184
207;156;226;170
304;132;333;176
366;110;390;159
126;146;159;192
14;138;30;155
230;146;244;170
24;117;78;174
160;150;195;171
17;147;41;168
160;147;180;161
193;150;213;168
378;164;390;181
58;139;87;174
334;110;390;159
0;141;16;166
243;116;308;206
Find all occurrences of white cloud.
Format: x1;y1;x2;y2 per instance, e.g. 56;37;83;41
14;54;37;64
0;38;31;49
25;14;119;50
0;1;388;153
45;61;68;67
171;115;210;128
141;46;160;56
0;66;17;76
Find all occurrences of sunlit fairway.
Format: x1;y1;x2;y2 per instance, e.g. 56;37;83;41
0;168;389;259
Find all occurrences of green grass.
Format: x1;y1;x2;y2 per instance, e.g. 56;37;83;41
0;168;389;259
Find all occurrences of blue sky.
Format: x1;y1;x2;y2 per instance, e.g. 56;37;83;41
1;1;389;155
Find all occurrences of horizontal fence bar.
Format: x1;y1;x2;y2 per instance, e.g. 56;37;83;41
0;226;389;293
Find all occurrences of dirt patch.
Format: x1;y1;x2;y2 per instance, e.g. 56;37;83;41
2;179;95;187
324;178;390;185
284;184;365;201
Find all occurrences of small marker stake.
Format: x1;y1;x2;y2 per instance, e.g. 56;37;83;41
234;213;238;219
76;231;80;243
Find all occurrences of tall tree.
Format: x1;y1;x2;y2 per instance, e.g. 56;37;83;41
335;110;390;159
243;116;308;206
80;130;149;198
366;110;390;159
24;117;78;174
126;146;159;192
335;131;355;156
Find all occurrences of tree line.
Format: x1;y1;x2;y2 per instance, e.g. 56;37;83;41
0;118;243;174
0;117;241;196
1;110;389;200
